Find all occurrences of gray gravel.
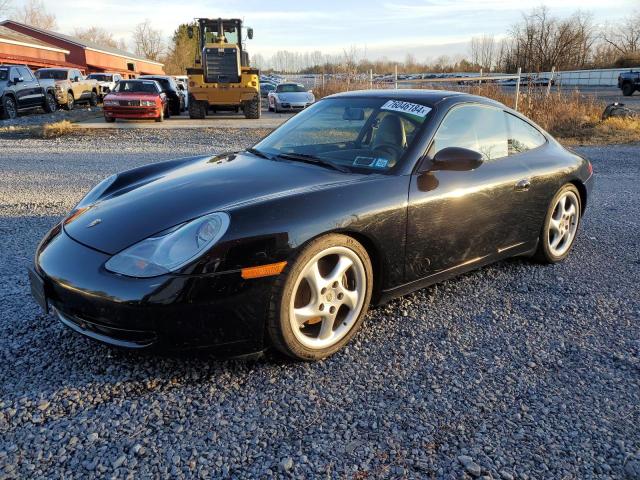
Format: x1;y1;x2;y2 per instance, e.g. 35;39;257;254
0;130;639;479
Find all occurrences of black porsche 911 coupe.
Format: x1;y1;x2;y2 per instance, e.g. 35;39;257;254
29;90;593;360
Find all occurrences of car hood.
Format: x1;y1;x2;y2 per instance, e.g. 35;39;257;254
275;92;310;103
64;152;365;254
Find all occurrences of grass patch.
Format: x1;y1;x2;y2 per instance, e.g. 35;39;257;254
42;120;74;138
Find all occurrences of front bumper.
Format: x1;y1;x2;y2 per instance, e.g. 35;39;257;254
275;101;313;111
30;228;274;354
104;106;161;119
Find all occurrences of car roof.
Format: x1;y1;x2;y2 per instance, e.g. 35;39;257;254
326;89;505;108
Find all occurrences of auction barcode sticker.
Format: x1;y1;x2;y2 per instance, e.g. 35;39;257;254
381;100;431;118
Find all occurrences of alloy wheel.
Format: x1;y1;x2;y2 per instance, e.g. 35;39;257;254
547;191;579;257
289;246;366;349
5;98;17;118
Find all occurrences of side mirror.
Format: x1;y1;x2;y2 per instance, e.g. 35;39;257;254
12;76;23;84
187;26;194;39
343;107;364;121
73;76;80;82
430;147;484;171
247;28;254;39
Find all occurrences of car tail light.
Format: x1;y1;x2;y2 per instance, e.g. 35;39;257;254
587;161;593;175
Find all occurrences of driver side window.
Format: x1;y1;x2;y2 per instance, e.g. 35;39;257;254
430;104;509;162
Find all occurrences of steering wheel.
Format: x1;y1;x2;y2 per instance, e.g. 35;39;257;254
373;144;404;165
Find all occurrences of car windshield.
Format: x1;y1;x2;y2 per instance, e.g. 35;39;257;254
276;84;306;93
114;81;158;93
36;70;67;80
252;97;432;173
0;68;8;81
88;74;112;81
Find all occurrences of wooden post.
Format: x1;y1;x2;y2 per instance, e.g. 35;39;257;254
514;67;522;111
546;66;555;96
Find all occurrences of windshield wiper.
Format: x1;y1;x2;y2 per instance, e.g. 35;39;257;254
246;147;275;160
275;152;350;173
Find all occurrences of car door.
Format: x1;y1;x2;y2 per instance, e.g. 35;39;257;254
70;70;85;99
19;67;43;107
405;103;533;281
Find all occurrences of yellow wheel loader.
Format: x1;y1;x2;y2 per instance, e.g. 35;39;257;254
187;18;260;119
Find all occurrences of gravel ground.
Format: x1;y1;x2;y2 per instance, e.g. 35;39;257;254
0;130;638;479
0;105;103;129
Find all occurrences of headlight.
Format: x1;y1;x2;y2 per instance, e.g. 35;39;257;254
105;212;230;278
104;99;118;106
140;100;155;106
54;85;63;92
308;93;315;102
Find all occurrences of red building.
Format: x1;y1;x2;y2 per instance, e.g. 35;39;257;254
0;20;164;77
0;25;79;69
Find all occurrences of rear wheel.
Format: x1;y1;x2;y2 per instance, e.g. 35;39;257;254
43;93;57;113
243;97;261;119
65;92;74;111
267;234;373;361
1;95;17;119
534;184;581;263
622;83;634;96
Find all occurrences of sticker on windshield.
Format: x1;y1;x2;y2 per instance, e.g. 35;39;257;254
381;100;431;118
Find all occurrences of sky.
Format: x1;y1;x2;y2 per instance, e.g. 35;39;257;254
9;0;636;61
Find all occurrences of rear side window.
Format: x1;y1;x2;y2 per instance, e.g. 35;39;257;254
506;113;546;154
430;104;509;161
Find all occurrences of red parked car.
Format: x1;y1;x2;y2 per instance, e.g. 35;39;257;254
102;79;169;123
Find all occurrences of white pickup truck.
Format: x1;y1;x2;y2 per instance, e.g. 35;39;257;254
87;73;123;99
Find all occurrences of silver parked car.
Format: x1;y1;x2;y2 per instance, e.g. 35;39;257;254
268;83;315;113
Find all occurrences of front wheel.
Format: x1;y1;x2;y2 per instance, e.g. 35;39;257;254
89;91;98;106
65;92;74;111
622;83;634;97
0;95;17;119
267;234;373;361
534;184;581;263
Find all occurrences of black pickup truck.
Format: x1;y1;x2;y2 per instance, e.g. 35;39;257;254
618;70;640;96
0;64;58;120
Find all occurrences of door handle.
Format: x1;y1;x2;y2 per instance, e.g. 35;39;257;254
515;178;531;192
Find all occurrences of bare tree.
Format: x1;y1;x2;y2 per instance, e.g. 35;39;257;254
602;11;640;55
132;20;164;61
12;0;56;29
470;34;496;70
73;26;119;49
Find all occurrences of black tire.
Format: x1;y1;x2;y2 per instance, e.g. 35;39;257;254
65;92;74;111
533;183;582;264
243;97;261;119
43;92;57;113
1;95;17;120
165;105;171;119
89;91;98;106
622;83;634;96
104;115;115;123
189;101;206;119
267;234;373;361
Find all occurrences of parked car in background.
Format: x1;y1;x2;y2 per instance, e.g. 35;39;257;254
618;70;639;96
0;64;58;119
87;73;123;99
268;83;315;112
35;68;99;110
260;82;276;98
139;75;185;115
102;79;168;123
174;75;189;110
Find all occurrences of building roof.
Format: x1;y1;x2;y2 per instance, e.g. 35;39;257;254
0;25;69;54
0;20;163;66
